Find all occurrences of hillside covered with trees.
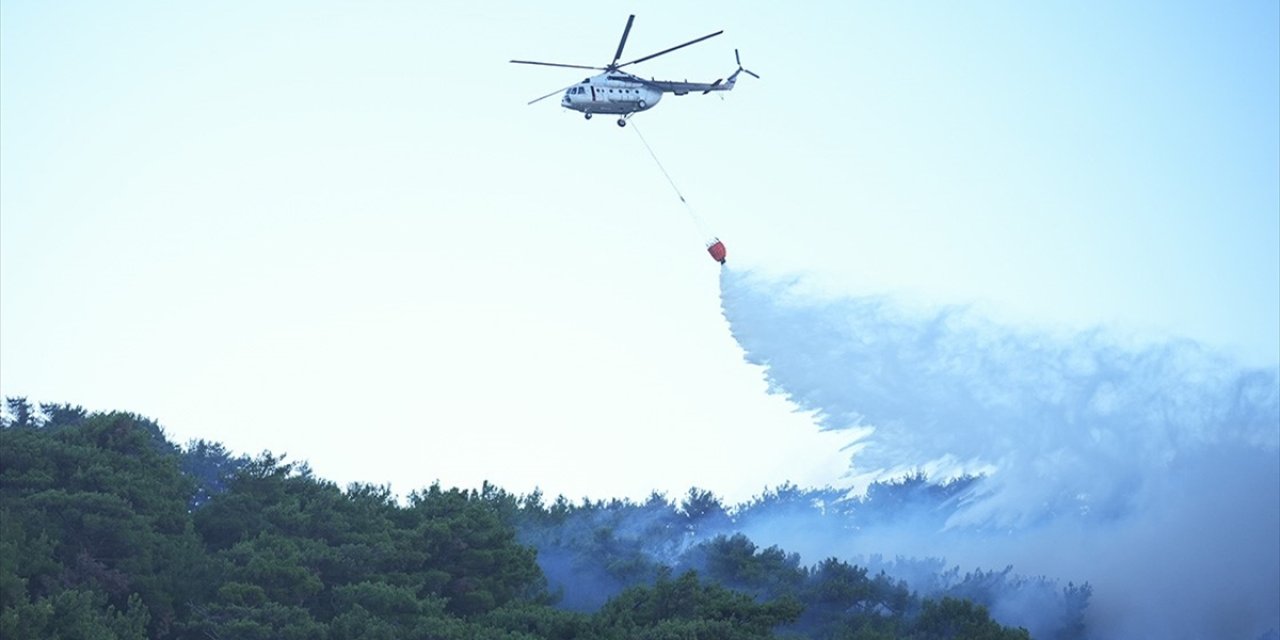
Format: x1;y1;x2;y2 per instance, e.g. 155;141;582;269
1;399;1070;639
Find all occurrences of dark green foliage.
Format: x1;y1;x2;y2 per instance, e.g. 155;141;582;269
512;492;1034;639
687;536;917;638
693;533;807;599
0;400;1055;639
476;602;594;639
912;597;1031;640
185;454;550;637
405;483;545;615
0;589;151;640
38;402;89;430
596;569;804;639
681;486;733;530
1;410;206;638
512;491;676;611
515;477;1086;638
4;397;36;429
180;439;247;509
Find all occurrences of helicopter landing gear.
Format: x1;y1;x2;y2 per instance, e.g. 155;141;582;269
584;113;593;120
617;118;627;127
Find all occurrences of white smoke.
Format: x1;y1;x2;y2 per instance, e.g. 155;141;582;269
719;268;1280;639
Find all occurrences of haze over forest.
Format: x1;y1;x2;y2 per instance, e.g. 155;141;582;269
3;400;1053;639
719;268;1279;639
2;265;1276;639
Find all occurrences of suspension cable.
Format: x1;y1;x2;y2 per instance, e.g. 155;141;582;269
631;121;710;237
632;121;686;203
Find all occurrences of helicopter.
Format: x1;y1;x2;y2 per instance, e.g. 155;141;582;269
511;15;758;127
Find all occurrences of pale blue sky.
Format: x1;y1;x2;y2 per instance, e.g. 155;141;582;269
2;1;1276;502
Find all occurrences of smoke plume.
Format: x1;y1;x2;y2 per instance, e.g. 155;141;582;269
719;267;1280;639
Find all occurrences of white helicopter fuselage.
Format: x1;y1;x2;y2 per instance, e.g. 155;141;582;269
512;15;756;125
561;73;663;116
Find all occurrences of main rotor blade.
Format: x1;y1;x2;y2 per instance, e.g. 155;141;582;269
616;30;724;69
743;68;761;79
526;81;582;105
510;59;603;71
611;15;636;68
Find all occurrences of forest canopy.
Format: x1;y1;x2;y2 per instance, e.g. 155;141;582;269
0;398;1061;639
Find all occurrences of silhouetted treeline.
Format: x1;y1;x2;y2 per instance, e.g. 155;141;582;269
2;399;1045;638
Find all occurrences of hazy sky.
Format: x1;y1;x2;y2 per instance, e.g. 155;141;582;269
2;1;1276;503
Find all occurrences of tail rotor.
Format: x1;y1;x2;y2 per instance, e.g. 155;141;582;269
731;49;760;80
